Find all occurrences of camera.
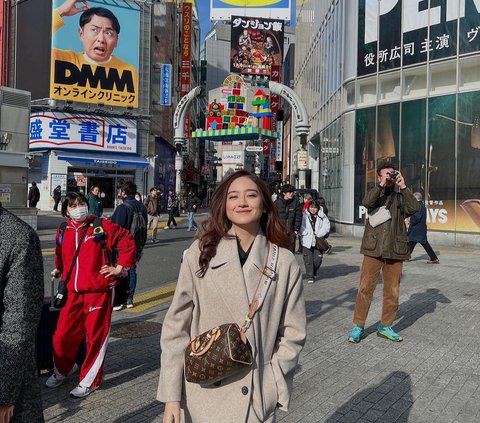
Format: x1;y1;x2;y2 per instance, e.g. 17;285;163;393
388;171;399;179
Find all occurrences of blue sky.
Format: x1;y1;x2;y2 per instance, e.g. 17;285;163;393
198;2;296;43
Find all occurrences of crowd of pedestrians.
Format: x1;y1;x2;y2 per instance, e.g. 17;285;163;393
1;166;443;422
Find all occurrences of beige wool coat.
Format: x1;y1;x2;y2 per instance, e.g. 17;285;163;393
157;231;306;422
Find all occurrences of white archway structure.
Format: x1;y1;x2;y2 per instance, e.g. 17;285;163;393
269;81;311;186
172;86;202;193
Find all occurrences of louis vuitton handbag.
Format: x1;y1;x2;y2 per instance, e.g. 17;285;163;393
184;244;279;386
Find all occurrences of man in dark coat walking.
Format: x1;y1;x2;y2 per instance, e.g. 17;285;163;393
407;192;439;264
0;207;44;422
27;182;40;208
274;184;303;253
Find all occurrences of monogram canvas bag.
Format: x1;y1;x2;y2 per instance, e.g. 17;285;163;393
184;244;279;386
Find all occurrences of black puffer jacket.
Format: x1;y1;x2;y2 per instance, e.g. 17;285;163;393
274;196;303;234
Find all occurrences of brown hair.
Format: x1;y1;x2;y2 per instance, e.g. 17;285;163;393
197;170;289;277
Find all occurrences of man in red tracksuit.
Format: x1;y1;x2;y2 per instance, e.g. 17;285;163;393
45;192;135;398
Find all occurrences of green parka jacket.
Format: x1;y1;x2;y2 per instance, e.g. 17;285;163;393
360;186;420;260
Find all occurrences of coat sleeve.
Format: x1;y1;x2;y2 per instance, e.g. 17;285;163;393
54;226;63;272
271;262;306;411
362;186;382;211
401;188;421;217
294;201;303;232
157;251;196;402
0;228;43;406
299;214;307;235
105;221;136;269
316;212;331;238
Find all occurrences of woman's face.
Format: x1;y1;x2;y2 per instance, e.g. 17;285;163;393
226;176;264;231
309;204;319;215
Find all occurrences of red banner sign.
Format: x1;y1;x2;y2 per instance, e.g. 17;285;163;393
181;3;192;137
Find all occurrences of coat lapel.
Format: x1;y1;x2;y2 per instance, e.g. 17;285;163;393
209;233;250;329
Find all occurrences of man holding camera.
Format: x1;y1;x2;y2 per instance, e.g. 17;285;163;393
348;165;419;344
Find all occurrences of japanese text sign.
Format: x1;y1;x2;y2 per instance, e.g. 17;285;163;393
160;64;172;106
29;112;137;153
358;0;480;76
230;15;284;76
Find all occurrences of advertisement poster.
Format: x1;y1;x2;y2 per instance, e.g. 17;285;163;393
50;0;140;108
29;112;137;153
51;174;67;195
358;0;480;76
230;15;284;76
211;0;290;21
160;64;172;106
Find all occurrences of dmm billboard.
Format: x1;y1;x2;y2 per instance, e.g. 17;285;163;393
50;0;140;108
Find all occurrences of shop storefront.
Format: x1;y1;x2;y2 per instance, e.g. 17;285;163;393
29;112;148;211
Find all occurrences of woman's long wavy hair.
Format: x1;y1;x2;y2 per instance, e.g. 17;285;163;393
197;170;289;277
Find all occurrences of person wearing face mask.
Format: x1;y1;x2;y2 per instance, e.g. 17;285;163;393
46;192;136;398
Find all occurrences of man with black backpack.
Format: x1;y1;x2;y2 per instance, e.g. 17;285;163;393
110;181;147;310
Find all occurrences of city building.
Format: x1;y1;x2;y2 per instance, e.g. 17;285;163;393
0;0;201;213
294;0;480;245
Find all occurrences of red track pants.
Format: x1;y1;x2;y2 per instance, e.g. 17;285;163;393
53;289;114;388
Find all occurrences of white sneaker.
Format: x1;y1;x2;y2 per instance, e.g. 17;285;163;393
70;384;98;398
45;372;65;388
112;304;125;311
307;279;315;284
45;363;78;388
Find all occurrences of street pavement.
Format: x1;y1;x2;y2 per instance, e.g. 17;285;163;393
38;226;480;422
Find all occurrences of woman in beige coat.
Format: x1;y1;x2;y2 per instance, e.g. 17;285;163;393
157;170;306;423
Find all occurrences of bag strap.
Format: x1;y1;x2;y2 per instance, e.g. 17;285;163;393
92;218;110;265
63;225;89;285
241;243;279;333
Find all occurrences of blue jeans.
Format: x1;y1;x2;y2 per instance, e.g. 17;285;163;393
187;211;197;230
128;248;142;301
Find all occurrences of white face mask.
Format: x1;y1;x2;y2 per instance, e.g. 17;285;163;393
69;206;89;222
135;195;141;201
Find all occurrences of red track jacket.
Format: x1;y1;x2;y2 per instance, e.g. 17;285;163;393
55;215;136;293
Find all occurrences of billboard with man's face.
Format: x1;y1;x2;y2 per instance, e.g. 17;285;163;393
230;15;284;76
50;0;140;108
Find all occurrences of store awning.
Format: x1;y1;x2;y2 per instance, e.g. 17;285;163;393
56;151;149;167
0;152;29;168
191;126;277;141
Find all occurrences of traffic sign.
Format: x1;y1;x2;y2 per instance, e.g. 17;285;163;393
246;146;263;152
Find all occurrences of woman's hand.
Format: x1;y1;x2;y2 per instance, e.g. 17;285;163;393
163;402;181;423
51;268;61;278
57;0;88;17
0;405;14;423
100;265;124;278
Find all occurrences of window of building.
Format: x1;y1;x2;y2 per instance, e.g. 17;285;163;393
357;77;377;106
459;56;480;92
403;65;428;99
378;71;401;103
429;60;457;96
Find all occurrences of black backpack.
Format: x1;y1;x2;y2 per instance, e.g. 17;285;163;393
123;202;147;249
